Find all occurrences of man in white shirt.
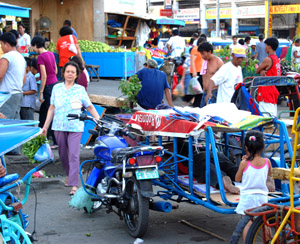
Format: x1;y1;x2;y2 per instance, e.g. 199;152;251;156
0;32;26;119
229;35;239;50
211;47;245;103
166;29;185;57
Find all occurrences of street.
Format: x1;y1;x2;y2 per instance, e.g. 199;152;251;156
22;177;241;244
17;79;240;244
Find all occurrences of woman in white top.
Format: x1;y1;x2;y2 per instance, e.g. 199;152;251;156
17;23;31;54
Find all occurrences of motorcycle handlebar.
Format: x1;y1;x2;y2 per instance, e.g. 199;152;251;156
35;159;53;171
67;114;79;118
126;131;136;140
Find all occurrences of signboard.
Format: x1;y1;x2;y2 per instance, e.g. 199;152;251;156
237;6;265;19
174;8;199;20
164;0;172;10
206;5;265;20
206;8;231;20
270;4;300;14
160;9;172;17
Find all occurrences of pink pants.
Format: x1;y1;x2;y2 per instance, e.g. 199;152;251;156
54;131;82;187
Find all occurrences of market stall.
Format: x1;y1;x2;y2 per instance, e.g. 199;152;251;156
0;3;31;57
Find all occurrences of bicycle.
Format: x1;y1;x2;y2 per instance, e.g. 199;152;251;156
231;107;300;244
0;118;53;243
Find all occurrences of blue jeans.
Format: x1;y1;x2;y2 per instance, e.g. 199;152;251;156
200;89;218;108
183;74;192;94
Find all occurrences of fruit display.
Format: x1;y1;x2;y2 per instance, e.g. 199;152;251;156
78;40;112;52
46;40;128;53
47;42;56;52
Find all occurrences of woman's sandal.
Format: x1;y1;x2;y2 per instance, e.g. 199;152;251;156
64;177;70;187
69;186;78;196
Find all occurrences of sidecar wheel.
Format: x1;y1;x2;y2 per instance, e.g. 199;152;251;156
123;177;149;238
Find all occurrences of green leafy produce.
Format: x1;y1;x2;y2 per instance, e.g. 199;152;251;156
118;74;142;111
78;40;112;53
22;135;47;164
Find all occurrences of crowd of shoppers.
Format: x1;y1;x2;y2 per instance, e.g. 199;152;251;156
0;20;91;195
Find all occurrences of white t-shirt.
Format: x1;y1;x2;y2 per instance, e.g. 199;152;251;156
229;43;241;50
211;62;243;103
167;35;185;57
292;46;300;64
18;33;31;49
0;51;26;92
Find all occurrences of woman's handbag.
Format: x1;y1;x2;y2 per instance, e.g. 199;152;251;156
69;35;78;55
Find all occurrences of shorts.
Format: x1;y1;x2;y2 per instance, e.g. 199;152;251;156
235;193;268;215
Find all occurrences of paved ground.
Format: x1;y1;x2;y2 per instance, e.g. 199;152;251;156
3;78;292;243
21;177;242;244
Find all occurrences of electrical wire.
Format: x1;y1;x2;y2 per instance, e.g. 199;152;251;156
29;184;38;242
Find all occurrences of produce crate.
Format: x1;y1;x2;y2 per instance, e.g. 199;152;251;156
81;52;135;78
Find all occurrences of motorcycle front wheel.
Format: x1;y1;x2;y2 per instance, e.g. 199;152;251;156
123;177;149;238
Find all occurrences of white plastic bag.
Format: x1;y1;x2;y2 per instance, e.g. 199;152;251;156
69;35;78;54
188;77;203;95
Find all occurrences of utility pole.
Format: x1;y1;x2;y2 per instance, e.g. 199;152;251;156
216;0;220;37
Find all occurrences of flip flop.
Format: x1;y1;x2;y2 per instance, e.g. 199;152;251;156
69;186;78;196
64;177;70;187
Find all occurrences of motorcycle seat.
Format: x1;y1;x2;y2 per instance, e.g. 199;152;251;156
111;146;144;164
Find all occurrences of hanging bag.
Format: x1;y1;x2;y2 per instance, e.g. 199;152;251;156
188;77;203;95
69;35;78;55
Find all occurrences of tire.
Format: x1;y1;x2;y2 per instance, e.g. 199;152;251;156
123;177;149;238
245;213;300;243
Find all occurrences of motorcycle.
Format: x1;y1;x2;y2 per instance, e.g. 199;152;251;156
68;110;164;238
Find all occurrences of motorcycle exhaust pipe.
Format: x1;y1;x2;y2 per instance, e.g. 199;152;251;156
149;201;172;213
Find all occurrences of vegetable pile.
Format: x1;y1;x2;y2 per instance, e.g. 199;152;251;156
22;135;47;164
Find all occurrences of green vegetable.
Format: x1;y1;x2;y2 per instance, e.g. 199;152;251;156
118;74;142;112
22;135;47;164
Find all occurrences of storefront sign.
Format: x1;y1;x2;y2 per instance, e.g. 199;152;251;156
206;8;231;20
160;9;173;17
206;5;265;20
270;4;300;14
237;6;265;19
164;0;172;10
174;8;199;20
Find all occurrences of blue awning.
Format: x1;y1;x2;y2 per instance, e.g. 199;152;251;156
0;2;31;18
228;26;260;31
156;18;185;27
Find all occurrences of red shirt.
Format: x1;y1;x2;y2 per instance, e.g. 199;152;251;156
56;35;78;67
257;55;280;104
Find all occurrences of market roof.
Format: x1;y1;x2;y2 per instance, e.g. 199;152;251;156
156;18;185;26
0;2;31;18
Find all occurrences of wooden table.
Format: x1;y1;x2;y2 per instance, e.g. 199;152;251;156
85;64;100;82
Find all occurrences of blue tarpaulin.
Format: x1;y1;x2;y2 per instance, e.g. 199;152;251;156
156;18;185;27
0;2;31;17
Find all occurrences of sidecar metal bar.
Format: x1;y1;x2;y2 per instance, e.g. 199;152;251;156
134;112;299;214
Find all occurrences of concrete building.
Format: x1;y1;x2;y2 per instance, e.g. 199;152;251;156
0;0;147;42
149;0;300;39
201;0;300;38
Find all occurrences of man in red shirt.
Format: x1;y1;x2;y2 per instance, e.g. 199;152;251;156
256;37;280;117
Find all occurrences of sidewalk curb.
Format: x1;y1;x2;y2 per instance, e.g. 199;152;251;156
4;148;95;177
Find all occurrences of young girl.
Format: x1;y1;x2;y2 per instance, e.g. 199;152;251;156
235;130;272;240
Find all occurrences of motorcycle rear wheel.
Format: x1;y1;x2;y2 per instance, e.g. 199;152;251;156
123;177;149;238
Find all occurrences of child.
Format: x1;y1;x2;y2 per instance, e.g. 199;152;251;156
20;58;38;120
235;130;272;240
